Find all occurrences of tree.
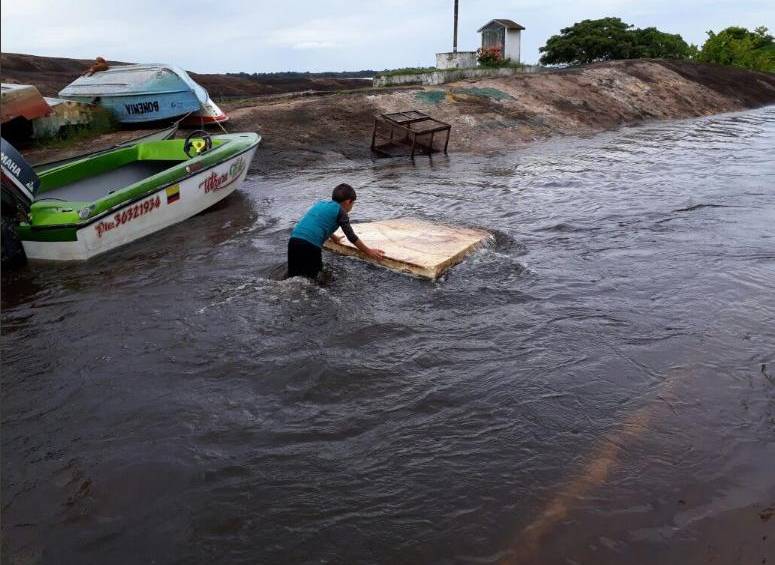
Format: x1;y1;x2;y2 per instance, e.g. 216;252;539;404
697;26;775;72
539;18;634;65
539;17;693;65
631;27;695;59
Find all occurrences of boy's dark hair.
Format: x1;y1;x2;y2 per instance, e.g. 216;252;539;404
332;183;357;203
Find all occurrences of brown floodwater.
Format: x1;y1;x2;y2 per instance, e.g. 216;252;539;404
2;107;774;564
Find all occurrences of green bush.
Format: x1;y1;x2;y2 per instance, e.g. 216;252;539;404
697;26;775;72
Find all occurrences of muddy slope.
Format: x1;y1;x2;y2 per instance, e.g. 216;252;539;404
223;59;775;172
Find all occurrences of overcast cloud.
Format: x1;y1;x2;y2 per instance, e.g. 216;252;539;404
2;0;772;73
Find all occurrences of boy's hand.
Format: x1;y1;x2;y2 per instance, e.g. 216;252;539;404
367;248;385;260
330;234;342;244
353;239;384;259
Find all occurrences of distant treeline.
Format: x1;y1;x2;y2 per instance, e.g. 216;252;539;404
228;70;376;80
539;19;774;73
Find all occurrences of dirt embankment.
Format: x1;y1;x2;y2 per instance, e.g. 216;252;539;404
223;59;775;172
4;55;774;172
0;52;369;98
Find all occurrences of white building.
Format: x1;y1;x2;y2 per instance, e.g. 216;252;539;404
478;19;525;63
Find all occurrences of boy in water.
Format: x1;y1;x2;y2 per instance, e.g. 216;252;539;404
288;183;384;280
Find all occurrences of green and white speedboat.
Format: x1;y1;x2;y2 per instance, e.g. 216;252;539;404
1;131;260;262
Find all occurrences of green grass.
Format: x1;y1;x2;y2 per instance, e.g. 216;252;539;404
490;61;536;70
375;67;437;78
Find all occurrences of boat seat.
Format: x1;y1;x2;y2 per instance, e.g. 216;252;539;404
38;160;176;203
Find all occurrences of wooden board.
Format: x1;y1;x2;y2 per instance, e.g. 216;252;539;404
323;217;492;279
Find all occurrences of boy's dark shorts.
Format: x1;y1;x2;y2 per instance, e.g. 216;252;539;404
287;237;322;279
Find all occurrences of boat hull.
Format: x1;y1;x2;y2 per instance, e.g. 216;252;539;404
59;64;210;124
1;83;52;123
22;146;257;261
181;96;229;126
64;91;202;124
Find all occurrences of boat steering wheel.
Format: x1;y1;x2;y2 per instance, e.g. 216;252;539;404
183;130;213;158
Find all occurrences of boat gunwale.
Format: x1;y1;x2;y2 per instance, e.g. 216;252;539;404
33;123;180;172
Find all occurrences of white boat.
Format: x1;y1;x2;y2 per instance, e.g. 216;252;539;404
2;131;259;262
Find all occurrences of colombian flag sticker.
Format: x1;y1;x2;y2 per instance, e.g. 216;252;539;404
165;184;180;204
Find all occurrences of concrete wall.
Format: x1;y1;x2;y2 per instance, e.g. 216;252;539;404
505;29;521;62
374;65;543;88
436;52;478;70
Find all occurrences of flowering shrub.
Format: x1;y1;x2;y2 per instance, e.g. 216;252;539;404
477;47;504;66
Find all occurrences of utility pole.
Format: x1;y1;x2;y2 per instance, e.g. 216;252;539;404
453;0;459;53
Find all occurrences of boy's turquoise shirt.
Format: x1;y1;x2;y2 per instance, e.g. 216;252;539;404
291;200;344;248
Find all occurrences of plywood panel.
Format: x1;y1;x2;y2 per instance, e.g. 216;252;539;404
323;217;492;279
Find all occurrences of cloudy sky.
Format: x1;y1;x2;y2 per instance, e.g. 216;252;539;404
2;0;772;73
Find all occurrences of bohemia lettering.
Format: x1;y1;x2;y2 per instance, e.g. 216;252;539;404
124;101;160;115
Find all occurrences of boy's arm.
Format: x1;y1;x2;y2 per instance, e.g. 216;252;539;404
335;209;384;260
336;209;359;245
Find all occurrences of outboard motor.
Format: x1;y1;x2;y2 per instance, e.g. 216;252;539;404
1;137;39;266
2;137;39;212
